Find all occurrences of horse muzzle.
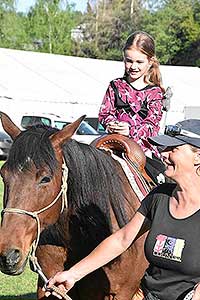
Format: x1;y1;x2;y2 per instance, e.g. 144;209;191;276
0;248;27;275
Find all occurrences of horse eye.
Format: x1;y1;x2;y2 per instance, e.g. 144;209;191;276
40;176;51;184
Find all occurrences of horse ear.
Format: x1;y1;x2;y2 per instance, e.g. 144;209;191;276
0;111;21;140
50;115;86;150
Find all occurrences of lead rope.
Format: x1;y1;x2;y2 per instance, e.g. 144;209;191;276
2;158;72;300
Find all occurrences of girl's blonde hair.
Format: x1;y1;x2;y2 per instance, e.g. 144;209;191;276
123;31;165;92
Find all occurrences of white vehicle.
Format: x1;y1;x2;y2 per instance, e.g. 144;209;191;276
0;131;12;159
20;113;101;144
21;113;100;144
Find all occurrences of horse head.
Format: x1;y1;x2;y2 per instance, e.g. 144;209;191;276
0;112;85;275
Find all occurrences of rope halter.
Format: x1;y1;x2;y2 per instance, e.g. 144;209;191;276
1;158;68;268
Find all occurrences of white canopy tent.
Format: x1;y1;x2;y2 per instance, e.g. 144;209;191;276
0;47;199;129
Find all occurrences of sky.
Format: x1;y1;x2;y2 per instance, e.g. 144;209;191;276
16;0;87;13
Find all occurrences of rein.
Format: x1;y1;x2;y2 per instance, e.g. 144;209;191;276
2;158;72;300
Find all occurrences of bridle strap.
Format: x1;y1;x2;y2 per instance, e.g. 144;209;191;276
3;208;41;257
2;158;68;249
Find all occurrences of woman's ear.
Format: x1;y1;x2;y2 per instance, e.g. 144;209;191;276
194;151;200;165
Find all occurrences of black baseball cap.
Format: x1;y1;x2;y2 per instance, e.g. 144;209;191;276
148;119;200;149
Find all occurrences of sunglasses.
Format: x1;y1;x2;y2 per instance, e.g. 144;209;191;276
164;125;200;138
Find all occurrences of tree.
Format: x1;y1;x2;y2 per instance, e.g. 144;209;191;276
141;0;200;65
0;0;29;49
0;0;199;66
72;0;144;60
26;0;80;54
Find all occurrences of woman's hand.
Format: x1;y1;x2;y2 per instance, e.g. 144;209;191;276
43;270;75;299
106;121;130;136
192;283;200;300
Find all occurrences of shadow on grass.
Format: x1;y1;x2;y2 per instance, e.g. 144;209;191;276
0;293;36;299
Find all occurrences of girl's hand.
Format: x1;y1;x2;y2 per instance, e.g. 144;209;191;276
107;121;130;136
106;121;118;133
43;270;75;299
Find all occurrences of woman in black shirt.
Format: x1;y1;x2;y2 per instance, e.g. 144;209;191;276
45;119;200;300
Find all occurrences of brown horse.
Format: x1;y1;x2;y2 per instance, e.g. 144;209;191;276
0;112;148;300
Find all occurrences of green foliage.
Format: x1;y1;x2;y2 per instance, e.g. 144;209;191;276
26;0;80;54
0;0;15;11
0;0;200;65
73;0;144;60
0;10;28;49
141;0;200;65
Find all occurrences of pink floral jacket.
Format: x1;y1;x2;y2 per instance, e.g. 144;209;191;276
98;77;164;158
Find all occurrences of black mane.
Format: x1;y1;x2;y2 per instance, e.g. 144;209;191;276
7;125;58;173
63;140;129;250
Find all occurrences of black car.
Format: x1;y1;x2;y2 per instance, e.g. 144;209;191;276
0;131;12;159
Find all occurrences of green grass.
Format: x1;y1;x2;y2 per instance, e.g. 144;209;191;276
0;160;37;299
